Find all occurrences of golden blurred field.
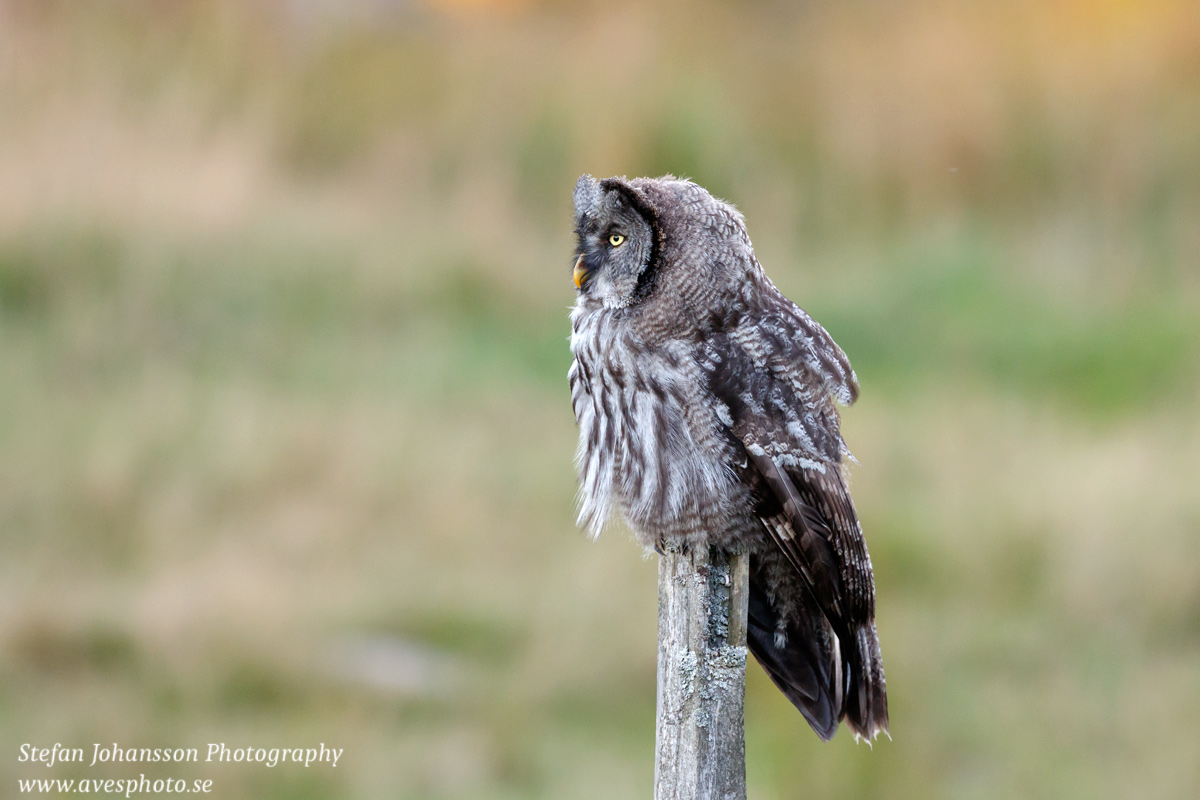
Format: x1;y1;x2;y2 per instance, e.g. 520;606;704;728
1;1;1198;798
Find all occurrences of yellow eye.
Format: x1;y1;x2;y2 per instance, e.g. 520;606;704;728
609;234;626;247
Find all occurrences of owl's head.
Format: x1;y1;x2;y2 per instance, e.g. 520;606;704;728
571;175;659;309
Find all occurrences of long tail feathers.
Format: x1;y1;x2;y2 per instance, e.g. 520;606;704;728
747;567;889;742
841;622;889;743
746;576;841;740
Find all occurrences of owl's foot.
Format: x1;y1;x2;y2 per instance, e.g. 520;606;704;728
660;538;692;556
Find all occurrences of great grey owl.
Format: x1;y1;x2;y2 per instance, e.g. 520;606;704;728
568;175;888;742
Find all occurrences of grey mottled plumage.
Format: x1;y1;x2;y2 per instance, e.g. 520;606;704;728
568;175;888;742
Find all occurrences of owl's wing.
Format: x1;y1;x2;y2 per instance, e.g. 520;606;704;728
699;305;887;740
748;454;887;741
734;280;860;409
745;449;873;624
699;308;873;622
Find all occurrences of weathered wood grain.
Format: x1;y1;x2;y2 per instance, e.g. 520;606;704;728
654;543;749;800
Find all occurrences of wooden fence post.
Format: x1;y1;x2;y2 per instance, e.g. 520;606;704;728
654;542;749;800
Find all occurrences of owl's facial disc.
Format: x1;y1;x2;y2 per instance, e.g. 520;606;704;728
575;231;629;288
572;182;654;307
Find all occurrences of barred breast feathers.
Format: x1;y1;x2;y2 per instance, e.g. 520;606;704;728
569;303;737;543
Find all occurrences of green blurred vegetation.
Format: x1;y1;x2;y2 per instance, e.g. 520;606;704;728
1;0;1198;798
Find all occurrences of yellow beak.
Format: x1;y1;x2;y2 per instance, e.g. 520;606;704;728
573;255;587;289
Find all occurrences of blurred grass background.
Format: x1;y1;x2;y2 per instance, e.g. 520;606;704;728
1;0;1199;798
